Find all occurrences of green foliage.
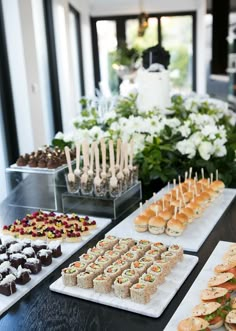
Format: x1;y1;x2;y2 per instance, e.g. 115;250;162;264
52;139;72;150
111;43;141;67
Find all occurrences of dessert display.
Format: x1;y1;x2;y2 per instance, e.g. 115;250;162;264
177;242;236;330
2;211;97;242
60;235;184;305
64;138;139;198
0;238;62;296
15;146;75;170
134;168;225;237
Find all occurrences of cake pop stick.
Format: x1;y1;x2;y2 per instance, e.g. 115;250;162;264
88;142;95;177
115;138;121;170
210;173;213;184
123;142;130;177
109;140;117;188
216;169;219;181
74;141;81;177
201;168;204;179
65;146;75;183
189;167;192;179
117;142;124;181
81;141;89;183
129;139;134;169
94;142;102;187
101;138;107;179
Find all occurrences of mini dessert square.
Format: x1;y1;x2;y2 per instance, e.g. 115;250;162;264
24;257;42;274
22;247;35;258
37;249;52;266
15;266;31;285
0;274;17;296
10;253;26;269
47;241;62;258
32;240;47;253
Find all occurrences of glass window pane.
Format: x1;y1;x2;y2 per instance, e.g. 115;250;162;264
69;10;83;112
96;20;118;94
126;17;158;50
161;15;193;93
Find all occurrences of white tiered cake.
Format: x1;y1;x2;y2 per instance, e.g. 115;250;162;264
136;67;171;111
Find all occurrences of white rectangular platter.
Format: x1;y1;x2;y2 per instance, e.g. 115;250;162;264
164;241;234;331
50;254;198;318
0;215;111;316
107;188;236;252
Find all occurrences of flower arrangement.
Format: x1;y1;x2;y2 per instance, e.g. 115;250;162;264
53;94;236;187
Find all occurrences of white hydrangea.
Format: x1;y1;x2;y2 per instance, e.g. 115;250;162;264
213;138;227;157
198;141;214;160
176;139;197;159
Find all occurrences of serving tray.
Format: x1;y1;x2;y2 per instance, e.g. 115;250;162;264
50;254;198;318
107;188;236;252
0;214;111;316
164;241;234;331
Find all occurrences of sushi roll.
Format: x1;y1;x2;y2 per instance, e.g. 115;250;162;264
131;261;147;275
93;274;112;293
95;255;112;269
139;256;155;269
86;262;104;276
122;268;139;284
112;258;130;272
161;251;178;267
61;267;79;286
147;264;165;284
104;235;119;247
137;240;151;252
139;273;158;294
118;238;136;248
113;244;129;255
77;271;95;288
79;253;96;265
114;276;132;298
130;282;150;304
153;259;171;276
129;245;145;258
96;239;112;251
104;250;120;262
151;242;167;253
145;249;161;260
104;265;122;282
121;251;139;263
168;244;184;261
87;247;105;258
69;261;87;273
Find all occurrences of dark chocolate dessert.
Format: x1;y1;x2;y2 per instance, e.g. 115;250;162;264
0;245;6;254
38;158;47;168
37;249;52;266
28;157;37;167
16;156;27;166
0;253;9;264
32;240;47;253
15;266;31;285
10;253;26;269
47;241;62;258
22;247;35;258
0;275;17;296
24;258;42;274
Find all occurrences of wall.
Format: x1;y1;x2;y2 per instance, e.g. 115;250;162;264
90;0;207;94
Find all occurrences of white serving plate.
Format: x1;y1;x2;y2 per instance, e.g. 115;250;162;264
164;241;235;331
107;188;236;252
50;254;198;318
0;215;111;316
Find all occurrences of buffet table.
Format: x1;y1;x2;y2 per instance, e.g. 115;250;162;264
0;187;235;331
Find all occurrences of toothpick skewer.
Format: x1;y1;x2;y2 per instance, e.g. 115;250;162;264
210;173;213;184
65;146;75;182
201;168;204;179
115;138;121;171
216;169;218;181
189;167;192;179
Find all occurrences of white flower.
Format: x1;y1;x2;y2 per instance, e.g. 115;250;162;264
213;138;227;157
103;110;117;122
177;122;191;138
201;124;218;140
176;139;196;159
198;141;214;160
54;131;64;140
63;132;73;142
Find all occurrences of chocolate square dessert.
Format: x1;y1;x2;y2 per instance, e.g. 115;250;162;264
7;243;23;256
15;266;31;285
0;245;6;254
20;239;32;249
4;239;18;249
22;247;35;258
10;253;26;268
32;240;47;253
47;241;62;258
24;258;42;274
0;253;9;264
0;261;11;278
0;274;17;296
37;249;52;266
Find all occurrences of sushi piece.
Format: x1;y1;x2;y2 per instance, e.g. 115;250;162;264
118;238;136;248
24;258;42;274
112;259;130;272
79;253;96;265
147;264;165;284
121;251;139;263
62;267;79;286
145;249;161;260
0;274;16;296
114;276;132;298
37;249;52;266
129;245;146;258
153;259;171;276
122;268;139;283
137;240;151;252
15;265;31;285
161;251;178;267
138;256;155;269
168;244;183;261
130;282;150;304
77;271;95;288
47;241;62;258
113;244;129;255
93;274;112;293
104;235;119;247
96;239;112;250
87;247;105;258
104;250;120;262
131;261;147;275
95;256;112;269
139;273;158;294
104;265;122;282
69;261;87;273
86;262;104;276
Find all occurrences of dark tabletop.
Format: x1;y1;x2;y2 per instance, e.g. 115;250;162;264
0;183;235;331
